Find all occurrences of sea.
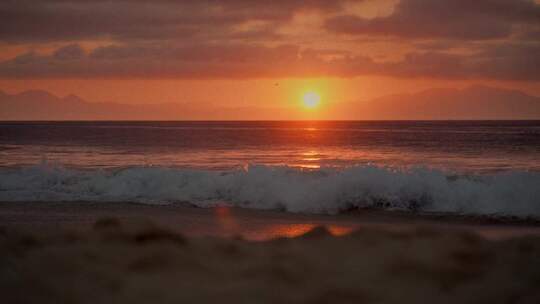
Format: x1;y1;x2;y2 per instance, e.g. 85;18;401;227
1;121;539;217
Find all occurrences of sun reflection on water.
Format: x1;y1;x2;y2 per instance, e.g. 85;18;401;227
297;150;322;169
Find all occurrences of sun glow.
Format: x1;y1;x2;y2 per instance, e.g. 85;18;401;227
302;91;321;109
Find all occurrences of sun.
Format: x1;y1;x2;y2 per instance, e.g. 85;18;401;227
302;91;321;109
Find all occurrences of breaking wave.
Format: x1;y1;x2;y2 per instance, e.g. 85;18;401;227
0;163;539;218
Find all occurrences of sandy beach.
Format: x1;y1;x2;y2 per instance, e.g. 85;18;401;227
1;202;540;303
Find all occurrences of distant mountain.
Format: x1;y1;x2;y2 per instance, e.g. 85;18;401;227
333;85;540;120
0;90;290;120
1;85;539;120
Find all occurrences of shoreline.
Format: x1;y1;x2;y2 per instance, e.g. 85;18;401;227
1;201;540;240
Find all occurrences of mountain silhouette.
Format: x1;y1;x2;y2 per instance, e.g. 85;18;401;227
1;85;539;120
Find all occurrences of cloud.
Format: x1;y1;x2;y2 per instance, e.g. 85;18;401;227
53;44;85;60
0;0;344;43
326;0;540;40
0;43;304;79
2;42;538;81
0;0;539;81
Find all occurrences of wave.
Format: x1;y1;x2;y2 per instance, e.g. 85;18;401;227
0;163;539;218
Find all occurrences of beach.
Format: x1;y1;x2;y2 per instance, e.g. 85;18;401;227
2;202;540;303
1;121;540;303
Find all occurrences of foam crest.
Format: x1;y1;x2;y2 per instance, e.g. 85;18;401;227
0;163;539;217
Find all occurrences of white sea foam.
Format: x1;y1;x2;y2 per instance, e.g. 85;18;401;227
0;163;539;217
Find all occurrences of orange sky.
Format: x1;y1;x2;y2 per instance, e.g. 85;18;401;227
1;78;539;106
0;0;539;118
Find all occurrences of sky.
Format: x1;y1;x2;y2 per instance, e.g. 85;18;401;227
0;0;539;117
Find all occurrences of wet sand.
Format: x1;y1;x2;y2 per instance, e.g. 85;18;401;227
1;202;540;303
1;202;540;240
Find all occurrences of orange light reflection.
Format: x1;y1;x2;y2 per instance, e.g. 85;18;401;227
214;205;240;236
213;206;355;240
257;224;354;239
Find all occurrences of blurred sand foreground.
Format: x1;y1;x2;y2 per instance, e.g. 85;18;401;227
1;204;540;303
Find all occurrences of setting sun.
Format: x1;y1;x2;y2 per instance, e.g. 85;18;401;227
302;91;321;109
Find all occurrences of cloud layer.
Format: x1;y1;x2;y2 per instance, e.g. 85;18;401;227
0;0;539;80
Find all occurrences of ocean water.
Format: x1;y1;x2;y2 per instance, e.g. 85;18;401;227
1;121;539;217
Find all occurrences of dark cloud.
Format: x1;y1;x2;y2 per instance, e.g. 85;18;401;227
12;52;37;64
326;0;540;40
0;0;539;81
0;43;304;79
2;42;538;80
365;44;540;81
0;0;343;43
53;44;85;60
